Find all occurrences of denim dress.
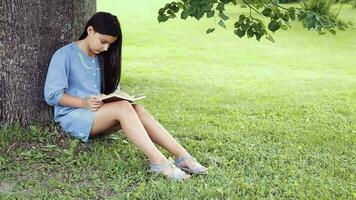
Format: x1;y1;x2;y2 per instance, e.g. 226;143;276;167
44;42;120;142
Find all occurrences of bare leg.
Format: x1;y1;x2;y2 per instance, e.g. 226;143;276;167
90;101;191;179
132;104;207;172
132;104;188;158
90;100;168;164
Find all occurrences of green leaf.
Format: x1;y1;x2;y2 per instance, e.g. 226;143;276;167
206;28;215;34
245;17;251;24
239;14;246;22
158;8;165;15
288;7;295;15
241;22;250;31
289;12;296;21
216;3;225;11
254;22;263;32
181;10;190;19
163;3;170;10
167;10;176;18
206;10;215;18
262;7;272;17
235;29;245;38
218;11;229;21
255;32;263;41
195;11;204;20
247;28;255;38
218;20;226;29
234;21;241;28
288;7;296;21
158;14;169;23
171;5;179;13
268;20;281;32
282;14;289;21
329;29;337;35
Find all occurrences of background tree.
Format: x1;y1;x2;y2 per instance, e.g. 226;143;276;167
0;0;96;125
157;0;352;42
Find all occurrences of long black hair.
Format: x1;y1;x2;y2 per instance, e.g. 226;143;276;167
79;12;122;94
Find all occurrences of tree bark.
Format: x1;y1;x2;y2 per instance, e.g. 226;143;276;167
0;0;96;125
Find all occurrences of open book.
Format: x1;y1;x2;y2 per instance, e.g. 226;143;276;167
100;91;146;103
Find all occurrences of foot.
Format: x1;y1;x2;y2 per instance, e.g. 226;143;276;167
148;160;191;181
175;154;208;175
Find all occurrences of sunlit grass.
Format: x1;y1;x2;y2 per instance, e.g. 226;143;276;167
0;1;355;199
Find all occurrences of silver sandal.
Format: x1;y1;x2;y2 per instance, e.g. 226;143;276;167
175;154;208;175
148;160;190;181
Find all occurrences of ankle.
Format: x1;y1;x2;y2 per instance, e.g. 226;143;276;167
175;152;190;159
149;156;167;165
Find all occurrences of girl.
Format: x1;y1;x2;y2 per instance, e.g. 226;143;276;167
44;12;207;181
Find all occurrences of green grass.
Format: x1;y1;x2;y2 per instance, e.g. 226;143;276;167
1;0;355;199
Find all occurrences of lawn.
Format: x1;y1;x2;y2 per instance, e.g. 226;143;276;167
1;0;355;199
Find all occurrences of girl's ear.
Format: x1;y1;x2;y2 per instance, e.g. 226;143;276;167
87;26;94;35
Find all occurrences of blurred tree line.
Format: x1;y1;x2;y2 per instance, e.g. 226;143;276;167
279;0;356;8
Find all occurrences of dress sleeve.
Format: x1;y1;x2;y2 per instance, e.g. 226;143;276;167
44;50;69;106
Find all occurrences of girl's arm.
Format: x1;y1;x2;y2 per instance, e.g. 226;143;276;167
59;93;102;111
44;50;101;111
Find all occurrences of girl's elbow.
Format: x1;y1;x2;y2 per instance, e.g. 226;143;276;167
44;95;57;106
44;91;64;106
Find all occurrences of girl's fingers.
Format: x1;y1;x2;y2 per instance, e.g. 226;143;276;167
90;104;102;110
88;96;103;111
91;104;100;108
89;100;102;105
90;96;101;101
90;97;102;103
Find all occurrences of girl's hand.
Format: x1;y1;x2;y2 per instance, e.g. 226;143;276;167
83;95;103;111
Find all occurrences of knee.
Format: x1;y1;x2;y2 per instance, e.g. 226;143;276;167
133;104;149;118
114;100;136;116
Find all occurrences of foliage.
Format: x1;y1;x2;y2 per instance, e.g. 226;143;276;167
157;0;351;42
337;0;356;7
302;0;335;16
298;0;350;35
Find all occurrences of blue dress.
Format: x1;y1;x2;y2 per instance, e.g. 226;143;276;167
44;42;120;142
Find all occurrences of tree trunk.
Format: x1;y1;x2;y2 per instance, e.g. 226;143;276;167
0;0;96;125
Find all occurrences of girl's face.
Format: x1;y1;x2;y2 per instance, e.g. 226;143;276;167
87;26;118;55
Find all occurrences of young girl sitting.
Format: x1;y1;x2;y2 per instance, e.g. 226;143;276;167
44;12;207;181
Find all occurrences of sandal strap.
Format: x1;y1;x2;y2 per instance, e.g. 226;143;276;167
169;167;188;180
175;154;195;167
175;154;207;174
148;160;189;181
149;160;173;173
